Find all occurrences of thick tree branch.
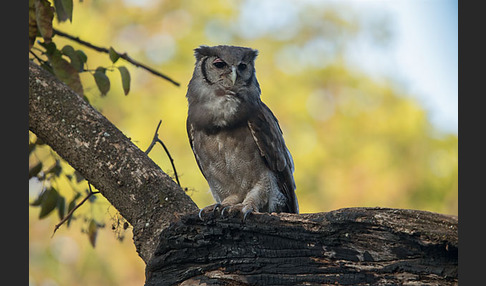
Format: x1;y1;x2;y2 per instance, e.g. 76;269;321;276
146;207;458;285
29;60;198;263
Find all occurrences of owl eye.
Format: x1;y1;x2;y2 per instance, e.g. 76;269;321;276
238;63;247;71
213;58;227;69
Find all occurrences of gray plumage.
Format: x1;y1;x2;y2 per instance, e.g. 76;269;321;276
186;45;298;217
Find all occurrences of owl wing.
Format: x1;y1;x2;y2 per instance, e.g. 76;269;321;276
248;102;299;213
187;121;209;182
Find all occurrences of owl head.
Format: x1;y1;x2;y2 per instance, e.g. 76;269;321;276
186;45;263;129
192;45;260;90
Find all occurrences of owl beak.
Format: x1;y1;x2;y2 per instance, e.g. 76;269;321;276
230;66;237;85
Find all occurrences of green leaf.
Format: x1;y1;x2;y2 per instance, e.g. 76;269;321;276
29;141;36;155
57;196;66;220
82;95;90;104
36;137;46;145
53;0;73;23
67;193;81;227
93;67;110;96
76;50;88;65
53;0;67;22
68;193;81;211
34;0;54;43
67;199;76;213
39;40;57;55
74;170;85;183
87;219;98;247
62;0;73;21
109;47;120;63
39;187;60;219
118;66;131;95
29;0;38;50
61;45;85;72
30;188;47;206
61;44;75;55
29;162;43;179
40;61;55;75
46;46;84;95
46;160;62;177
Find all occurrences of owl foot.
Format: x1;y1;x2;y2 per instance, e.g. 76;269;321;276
198;203;221;221
220;204;254;222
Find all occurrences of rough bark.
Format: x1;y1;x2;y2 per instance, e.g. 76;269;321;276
145;207;457;285
28;61;199;263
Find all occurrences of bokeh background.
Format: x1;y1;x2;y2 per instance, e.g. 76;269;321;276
29;0;458;285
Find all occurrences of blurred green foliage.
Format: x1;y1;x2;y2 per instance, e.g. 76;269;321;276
29;0;457;285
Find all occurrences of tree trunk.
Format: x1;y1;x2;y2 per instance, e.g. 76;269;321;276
28;60;198;263
146;207;457;285
29;61;458;285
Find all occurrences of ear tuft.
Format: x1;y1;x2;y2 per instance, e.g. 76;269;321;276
250;49;259;60
194;45;213;61
245;48;258;62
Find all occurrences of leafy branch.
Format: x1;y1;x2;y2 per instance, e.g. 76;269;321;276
29;0;179;99
53;28;181;87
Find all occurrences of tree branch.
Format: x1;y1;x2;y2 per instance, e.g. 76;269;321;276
144;120;163;155
29;60;197;263
145;120;181;187
146;207;458;285
52;184;99;237
52;28;181;87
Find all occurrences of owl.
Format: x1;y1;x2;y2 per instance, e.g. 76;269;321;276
186;45;298;220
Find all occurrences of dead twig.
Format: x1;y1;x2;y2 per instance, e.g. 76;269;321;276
52;183;99;237
145;120;181;187
52;28;180;87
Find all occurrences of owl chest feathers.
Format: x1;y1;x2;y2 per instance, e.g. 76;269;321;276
192;126;267;186
190;124;284;210
187;81;255;130
201;90;241;128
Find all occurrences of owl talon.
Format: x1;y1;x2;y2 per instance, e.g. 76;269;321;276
212;203;222;214
198;208;205;221
218;204;253;222
243;210;252;222
198;203;222;221
220;206;231;217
